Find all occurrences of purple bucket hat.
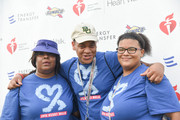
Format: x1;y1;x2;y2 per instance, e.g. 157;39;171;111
32;39;60;55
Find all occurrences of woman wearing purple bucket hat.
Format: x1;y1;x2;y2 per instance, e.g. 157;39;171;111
1;39;78;120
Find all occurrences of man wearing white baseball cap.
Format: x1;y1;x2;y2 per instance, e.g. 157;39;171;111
60;23;165;120
8;23;164;120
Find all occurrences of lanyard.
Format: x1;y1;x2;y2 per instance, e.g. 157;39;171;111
77;57;96;120
108;75;122;120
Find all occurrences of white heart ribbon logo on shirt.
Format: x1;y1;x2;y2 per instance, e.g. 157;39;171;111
35;84;66;112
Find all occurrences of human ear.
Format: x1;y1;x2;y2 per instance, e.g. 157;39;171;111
141;49;145;57
72;41;76;50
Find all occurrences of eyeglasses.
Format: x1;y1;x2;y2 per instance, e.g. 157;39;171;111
116;47;142;54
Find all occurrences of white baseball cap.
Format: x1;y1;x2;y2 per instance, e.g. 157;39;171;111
71;23;98;43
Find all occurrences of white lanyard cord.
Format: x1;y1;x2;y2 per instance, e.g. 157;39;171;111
109;75;122;120
77;57;96;120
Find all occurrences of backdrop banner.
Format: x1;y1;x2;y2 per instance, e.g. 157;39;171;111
0;0;180;114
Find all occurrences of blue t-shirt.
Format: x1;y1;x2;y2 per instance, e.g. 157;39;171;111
1;73;73;120
60;51;122;120
100;64;180;120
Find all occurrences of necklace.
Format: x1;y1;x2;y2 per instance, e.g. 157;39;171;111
108;75;123;120
77;57;96;120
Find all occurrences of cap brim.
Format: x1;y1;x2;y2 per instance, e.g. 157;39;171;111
32;46;60;55
75;35;98;43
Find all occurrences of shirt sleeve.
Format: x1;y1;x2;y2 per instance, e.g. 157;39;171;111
60;57;77;79
104;51;123;79
1;88;21;120
145;75;180;115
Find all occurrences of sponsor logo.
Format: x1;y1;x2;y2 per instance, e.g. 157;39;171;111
159;13;176;35
126;25;145;33
106;0;137;7
173;85;180;101
102;111;115;117
73;0;85;16
7;71;15;80
163;56;177;67
97;30;116;41
18;69;34;74
8;15;16;24
40;111;67;118
53;38;66;44
17;12;39;22
46;6;64;18
7;38;17;54
80;95;101;100
17;42;29;51
86;1;102;12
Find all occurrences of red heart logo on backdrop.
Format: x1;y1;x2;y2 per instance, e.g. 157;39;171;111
7;38;17;54
159;21;169;35
73;1;85;16
159;13;176;35
173;85;180;101
159;20;176;35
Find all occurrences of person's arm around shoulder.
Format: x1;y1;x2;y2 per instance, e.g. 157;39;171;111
141;62;164;84
165;112;180;120
7;73;28;89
